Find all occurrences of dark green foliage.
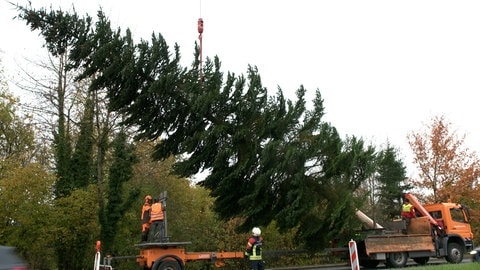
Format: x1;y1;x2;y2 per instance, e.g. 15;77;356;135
70;94;95;188
52;97;96;269
16;7;378;251
100;131;139;253
52;107;73;198
16;4;92;57
375;145;410;220
53;89;96;198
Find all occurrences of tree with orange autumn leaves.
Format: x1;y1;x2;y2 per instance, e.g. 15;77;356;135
408;115;480;244
408;115;480;205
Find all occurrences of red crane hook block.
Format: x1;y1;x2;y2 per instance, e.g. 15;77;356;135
198;18;204;34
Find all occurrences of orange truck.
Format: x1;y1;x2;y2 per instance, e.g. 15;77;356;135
356;193;474;268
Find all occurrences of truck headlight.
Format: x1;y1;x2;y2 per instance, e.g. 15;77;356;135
470;250;478;255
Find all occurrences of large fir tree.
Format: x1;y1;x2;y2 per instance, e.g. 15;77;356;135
17;6;378;250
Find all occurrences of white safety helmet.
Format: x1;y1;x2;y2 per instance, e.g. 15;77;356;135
252;227;261;237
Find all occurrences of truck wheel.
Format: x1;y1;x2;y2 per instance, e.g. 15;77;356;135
413;257;429;265
446;242;464;263
386;252;408;268
154;260;181;270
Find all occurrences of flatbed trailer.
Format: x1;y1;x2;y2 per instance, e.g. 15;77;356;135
135;241;244;270
94;192;245;270
95;241;244;270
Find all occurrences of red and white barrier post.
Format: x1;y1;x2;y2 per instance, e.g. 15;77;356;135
349;239;359;270
93;240;101;270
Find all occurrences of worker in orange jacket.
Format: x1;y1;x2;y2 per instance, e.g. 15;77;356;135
149;198;165;242
141;195;152;242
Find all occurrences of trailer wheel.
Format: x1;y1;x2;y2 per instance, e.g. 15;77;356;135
413;257;429;265
386;252;408;268
153;260;181;270
446;242;464;263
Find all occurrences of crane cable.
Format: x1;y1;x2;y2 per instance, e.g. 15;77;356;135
197;0;204;82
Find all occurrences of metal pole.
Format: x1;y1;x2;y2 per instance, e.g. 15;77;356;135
160;191;168;241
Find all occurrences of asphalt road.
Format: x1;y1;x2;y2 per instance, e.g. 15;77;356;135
267;257;474;270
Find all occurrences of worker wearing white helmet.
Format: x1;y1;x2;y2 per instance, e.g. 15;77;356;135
245;227;265;270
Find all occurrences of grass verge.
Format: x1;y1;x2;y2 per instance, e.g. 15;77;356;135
412;262;477;270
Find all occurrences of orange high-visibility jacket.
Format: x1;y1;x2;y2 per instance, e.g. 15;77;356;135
150;202;164;222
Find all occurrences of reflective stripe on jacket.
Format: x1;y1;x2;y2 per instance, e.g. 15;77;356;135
245;236;263;260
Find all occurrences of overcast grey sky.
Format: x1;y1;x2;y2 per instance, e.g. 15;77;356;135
2;0;480;177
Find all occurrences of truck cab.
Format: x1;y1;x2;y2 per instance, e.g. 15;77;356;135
424;202;474;248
